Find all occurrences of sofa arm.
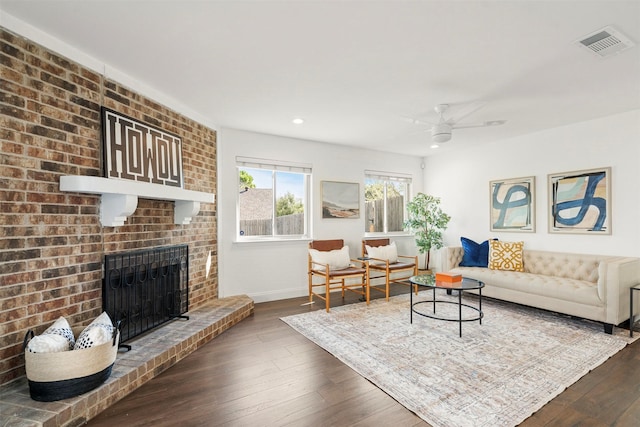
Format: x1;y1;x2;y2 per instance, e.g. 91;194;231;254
602;257;640;325
442;246;464;271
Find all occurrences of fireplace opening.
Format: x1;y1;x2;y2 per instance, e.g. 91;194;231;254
103;245;189;349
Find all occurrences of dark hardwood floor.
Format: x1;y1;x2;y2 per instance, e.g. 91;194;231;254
87;285;640;427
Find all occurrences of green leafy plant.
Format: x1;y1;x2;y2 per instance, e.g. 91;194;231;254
404;193;451;270
276;192;304;216
239;170;256;191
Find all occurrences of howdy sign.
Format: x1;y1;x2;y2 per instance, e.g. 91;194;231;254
101;107;183;188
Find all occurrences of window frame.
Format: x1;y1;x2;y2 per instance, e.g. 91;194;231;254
236;157;312;242
364;170;412;236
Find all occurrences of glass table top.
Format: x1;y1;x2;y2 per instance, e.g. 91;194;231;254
409;274;484;290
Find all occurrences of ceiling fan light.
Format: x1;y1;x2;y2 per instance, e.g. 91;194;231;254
432;123;452;143
432;133;451;143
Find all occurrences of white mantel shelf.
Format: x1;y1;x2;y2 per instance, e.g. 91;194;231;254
60;175;215;227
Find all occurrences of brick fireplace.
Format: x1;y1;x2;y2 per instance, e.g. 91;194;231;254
103;244;190;345
0;26;222;391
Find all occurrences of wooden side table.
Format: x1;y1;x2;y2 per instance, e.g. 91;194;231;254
630;284;640;337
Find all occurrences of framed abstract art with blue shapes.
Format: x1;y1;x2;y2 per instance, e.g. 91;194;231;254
548;167;611;234
489;176;535;233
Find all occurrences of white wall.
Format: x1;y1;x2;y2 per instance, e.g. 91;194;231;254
424;110;640;262
10;13;637;303
218;128;425;302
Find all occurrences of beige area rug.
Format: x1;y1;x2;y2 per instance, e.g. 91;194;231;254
281;292;636;427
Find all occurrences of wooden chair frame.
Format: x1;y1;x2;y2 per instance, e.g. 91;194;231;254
362;238;418;300
308;240;370;312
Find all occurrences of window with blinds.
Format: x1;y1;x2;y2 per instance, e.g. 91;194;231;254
236;157;311;240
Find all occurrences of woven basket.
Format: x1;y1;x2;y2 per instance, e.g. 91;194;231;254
23;327;120;402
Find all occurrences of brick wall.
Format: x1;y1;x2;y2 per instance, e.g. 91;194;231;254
0;28;218;385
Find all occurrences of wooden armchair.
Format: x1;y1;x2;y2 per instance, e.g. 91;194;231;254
308;239;369;312
362;238;418;300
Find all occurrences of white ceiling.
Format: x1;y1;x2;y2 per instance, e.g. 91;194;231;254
2;1;639;157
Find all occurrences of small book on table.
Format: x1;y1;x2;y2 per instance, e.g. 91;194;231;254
435;272;462;283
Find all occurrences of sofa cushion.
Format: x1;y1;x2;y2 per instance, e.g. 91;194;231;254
450;266;602;307
523;251;601;282
460;237;493;267
489;240;524;272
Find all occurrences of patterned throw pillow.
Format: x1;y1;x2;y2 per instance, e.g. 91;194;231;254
43;316;75;350
488;240;525;272
366;242;398;265
74;312;115;350
27;333;70;353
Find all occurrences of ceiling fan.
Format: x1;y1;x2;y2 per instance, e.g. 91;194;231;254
408;102;506;144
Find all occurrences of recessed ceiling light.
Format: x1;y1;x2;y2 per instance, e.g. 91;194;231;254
430;144;439;149
292;118;304;125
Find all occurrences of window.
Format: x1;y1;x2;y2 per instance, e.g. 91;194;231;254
237;157;311;240
364;171;411;233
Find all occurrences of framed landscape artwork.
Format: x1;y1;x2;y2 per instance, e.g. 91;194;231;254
321;181;360;219
548;167;611;234
489;176;535;232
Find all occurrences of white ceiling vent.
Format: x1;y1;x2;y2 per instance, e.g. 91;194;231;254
577;26;635;58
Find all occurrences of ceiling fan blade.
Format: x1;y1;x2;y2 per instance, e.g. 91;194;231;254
444;101;487;124
451;120;506;130
401;116;435;126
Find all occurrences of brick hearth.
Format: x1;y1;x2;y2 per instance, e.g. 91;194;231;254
0;295;253;427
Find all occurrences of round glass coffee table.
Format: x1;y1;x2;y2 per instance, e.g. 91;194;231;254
409;274;485;337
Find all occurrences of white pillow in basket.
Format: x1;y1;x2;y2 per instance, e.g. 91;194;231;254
27;334;70;353
74;312;115;350
366;242;398;265
309;245;351;271
43;316;75;350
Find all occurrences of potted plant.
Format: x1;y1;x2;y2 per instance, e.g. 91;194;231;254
404;193;451;272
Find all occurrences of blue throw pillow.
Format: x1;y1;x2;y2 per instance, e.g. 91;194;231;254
459;237;495;267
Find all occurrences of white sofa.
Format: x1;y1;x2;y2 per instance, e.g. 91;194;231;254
443;246;640;333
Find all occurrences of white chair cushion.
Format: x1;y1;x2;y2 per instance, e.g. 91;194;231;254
366;242;398;265
309;245;351;271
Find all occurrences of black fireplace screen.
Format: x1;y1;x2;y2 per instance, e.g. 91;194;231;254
103;245;189;343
